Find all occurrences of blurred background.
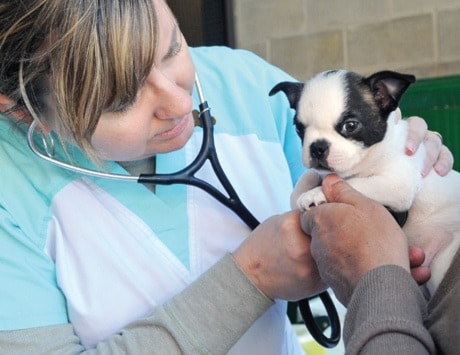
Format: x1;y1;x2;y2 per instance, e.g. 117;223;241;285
169;0;460;170
169;0;460;80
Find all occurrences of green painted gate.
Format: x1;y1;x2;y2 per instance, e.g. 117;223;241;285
400;74;460;171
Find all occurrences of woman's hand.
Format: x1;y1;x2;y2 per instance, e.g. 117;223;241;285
405;116;454;176
300;175;410;306
232;210;326;301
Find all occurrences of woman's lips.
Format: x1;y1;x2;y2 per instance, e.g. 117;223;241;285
155;113;191;140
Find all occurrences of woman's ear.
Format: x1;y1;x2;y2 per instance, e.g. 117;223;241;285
0;94;15;112
0;93;36;124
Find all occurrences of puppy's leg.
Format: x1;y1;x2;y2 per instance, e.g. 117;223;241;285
297;186;327;211
291;170;322;209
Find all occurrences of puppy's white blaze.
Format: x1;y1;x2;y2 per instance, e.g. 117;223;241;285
297;70;347;130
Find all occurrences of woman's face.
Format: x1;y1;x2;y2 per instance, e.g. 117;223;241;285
91;0;196;161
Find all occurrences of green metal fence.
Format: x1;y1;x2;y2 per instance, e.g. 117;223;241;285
400;74;460;171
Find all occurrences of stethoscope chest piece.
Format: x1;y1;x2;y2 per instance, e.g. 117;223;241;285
193;109;216;127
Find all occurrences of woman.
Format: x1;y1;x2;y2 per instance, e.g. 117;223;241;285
0;0;451;353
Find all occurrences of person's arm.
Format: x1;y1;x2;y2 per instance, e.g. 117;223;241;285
0;254;273;354
300;175;436;354
1;208;322;354
344;265;434;354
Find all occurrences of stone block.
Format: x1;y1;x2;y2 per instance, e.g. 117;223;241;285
270;31;344;81
305;0;391;34
439;8;460;60
235;0;306;47
347;15;433;69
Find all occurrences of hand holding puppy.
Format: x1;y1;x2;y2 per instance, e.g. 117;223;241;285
300;174;412;306
233;210;326;301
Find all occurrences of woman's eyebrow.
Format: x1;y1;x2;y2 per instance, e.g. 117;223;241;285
162;23;181;61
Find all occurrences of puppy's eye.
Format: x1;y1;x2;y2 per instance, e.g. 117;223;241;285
341;120;360;134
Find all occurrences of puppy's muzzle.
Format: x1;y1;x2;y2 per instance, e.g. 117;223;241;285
310;139;331;169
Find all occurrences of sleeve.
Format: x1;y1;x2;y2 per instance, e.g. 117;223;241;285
426;248;460;353
0;254;274;354
343;265;436;354
0;205;69;330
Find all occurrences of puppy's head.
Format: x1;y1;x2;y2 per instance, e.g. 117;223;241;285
270;70;415;175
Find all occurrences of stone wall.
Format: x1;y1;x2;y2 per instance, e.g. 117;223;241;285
232;0;460;81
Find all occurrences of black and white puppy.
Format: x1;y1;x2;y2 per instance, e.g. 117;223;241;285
270;70;460;296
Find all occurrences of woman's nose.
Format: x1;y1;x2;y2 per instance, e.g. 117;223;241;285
147;68;193;120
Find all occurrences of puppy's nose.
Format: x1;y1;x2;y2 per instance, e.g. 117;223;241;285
310;139;329;162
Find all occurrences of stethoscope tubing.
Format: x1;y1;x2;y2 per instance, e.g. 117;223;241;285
27;120;138;181
138;75;259;229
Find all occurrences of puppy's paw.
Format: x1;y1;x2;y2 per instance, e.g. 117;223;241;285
297;187;327;211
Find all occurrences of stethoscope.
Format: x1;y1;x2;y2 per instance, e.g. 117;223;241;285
27;73;341;348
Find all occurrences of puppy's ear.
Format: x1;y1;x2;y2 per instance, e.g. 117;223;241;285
269;82;304;110
365;71;416;113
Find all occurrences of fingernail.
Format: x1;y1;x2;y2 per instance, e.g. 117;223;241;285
405;144;416;156
435;163;448;176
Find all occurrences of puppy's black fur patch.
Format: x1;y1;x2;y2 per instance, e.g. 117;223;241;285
337;72;388;147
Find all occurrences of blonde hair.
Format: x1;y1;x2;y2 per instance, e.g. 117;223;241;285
0;0;158;157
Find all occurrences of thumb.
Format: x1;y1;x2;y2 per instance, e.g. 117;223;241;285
322;174;367;207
